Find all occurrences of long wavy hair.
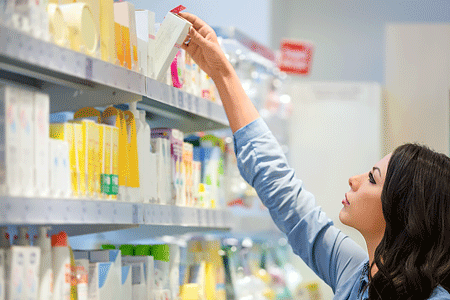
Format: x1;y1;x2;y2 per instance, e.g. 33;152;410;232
367;143;450;299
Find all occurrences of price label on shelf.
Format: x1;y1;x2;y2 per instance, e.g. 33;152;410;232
170;87;178;107
186;93;193;112
207;101;213;118
161;84;171;105
85;58;93;81
194;96;200;114
211;210;218;227
177;90;185;109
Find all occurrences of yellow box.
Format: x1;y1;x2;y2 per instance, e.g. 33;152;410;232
111;126;119;199
72;123;84;196
49;123;78;197
99;0;116;63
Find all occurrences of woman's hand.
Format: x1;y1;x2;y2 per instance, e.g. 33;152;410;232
179;12;233;82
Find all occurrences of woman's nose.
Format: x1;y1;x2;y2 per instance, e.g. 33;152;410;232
349;175;359;191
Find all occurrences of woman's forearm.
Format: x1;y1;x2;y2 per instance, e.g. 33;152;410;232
213;65;260;133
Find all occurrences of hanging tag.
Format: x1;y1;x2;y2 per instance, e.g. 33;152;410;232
170;5;186;14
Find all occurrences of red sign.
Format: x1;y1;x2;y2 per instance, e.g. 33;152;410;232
278;39;314;75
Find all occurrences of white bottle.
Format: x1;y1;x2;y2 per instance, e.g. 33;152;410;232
129;102;144;202
15;226;30;246
0;228;10;249
51;231;71;300
35;226;53;300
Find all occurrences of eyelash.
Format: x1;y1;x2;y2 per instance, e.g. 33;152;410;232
368;172;376;184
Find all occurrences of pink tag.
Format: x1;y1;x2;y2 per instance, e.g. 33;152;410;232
170;5;186;14
149;34;156;40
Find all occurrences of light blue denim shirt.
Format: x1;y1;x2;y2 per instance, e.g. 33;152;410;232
233;118;450;300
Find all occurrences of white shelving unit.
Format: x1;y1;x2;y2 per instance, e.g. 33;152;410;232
0;25;228;133
0;24;231;237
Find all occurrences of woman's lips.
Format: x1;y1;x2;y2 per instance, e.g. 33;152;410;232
342;194;350;205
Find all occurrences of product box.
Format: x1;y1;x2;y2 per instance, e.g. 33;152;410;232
23;246;41;300
72;123;84;197
5;246;26;300
33;92;50;197
88;262;114;300
0;85;21;197
70;119;100;198
122;254;154;300
121;265;132;299
89;250;122;300
154;12;192;82
114;1;138;71
99;0;116;63
151;128;184;205
49;139;71;198
182;142;194;206
19;89;35;197
129;262;146;300
101;124;112;198
135;9;155;78
50;123;77;196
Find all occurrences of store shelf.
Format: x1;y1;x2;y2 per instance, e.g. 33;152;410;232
0;25;229;132
0;197;232;236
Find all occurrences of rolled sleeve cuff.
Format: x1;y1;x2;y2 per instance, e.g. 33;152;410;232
233;118;271;156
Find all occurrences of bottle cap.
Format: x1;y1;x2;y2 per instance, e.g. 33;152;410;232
51;231;68;247
119;244;135;256
101;244;116;250
150;244;170;262
135;245;151;256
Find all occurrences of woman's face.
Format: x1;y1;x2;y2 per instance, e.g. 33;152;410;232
339;153;392;238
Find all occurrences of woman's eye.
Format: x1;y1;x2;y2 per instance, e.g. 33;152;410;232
368;172;376;184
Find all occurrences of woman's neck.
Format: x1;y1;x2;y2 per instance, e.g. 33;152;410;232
364;233;384;276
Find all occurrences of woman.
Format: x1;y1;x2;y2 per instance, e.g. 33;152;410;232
179;12;450;300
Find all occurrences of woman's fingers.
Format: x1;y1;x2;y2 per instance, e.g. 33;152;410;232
187;26;209;48
178;12;208;32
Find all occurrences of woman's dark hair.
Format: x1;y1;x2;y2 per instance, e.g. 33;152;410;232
368;143;450;299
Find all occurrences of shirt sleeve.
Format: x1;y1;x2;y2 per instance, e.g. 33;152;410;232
233;118;368;292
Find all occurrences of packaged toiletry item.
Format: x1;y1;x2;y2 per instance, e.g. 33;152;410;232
0;86;21;196
51;232;71;300
77;0;100;53
49;139;71;198
47;4;69;47
18;89;35;197
154;12;192;82
137;38;148;76
124;110;140;200
182;142;194;206
34;92;50;197
128;104;144;202
119;245;147;300
99;0;116;63
135;10;155;78
121;244;154;300
24;246;41;300
5;246;27;300
88;262;114;300
35;226;53;300
150;244;170;291
13;0;40;36
58;3;99;57
121;265;132;299
169;244;180;300
89;249;122;300
75;259;89;300
72;124;84;197
183;240;205;299
69;119;100;198
102;107;129;201
114;1;138;71
50;123;77;196
151;129;184;205
171;49;185;89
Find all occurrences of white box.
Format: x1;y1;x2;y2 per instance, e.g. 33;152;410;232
33;92;50;197
154;12;191;82
121;265;132;299
23;246;41;300
129;262;146;300
137;38;148;76
88;262;114;300
5;246;26;300
18;89;35;197
89;250;122;300
0;85;21;197
49;139;61;197
122;255;154;300
135;10;155;78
